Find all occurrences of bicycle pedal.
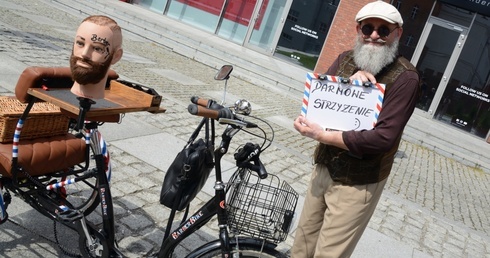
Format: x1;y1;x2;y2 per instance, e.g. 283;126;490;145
57;208;83;223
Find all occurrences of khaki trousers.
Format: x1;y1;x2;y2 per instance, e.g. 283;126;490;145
291;164;387;258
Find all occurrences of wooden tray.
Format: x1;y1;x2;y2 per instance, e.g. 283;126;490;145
28;80;166;118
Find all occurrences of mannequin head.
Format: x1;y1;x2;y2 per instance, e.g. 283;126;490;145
70;15;123;99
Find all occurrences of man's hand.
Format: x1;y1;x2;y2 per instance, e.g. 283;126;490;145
350;70;377;84
293;116;324;141
294;116;349;150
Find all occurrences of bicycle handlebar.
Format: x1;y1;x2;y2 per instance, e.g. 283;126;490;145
188;97;266;177
190;96;223;110
187;104;234;120
187;101;257;128
242;156;267;179
234;142;267;179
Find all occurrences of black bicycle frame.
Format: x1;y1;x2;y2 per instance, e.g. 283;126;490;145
158;122;236;258
77;99;120;256
158;192;220;257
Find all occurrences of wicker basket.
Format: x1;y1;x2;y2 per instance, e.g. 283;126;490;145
0;96;69;143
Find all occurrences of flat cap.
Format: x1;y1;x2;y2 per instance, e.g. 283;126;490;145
355;0;403;26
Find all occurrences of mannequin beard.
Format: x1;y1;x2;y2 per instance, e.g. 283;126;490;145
70;52;113;85
353;37;399;75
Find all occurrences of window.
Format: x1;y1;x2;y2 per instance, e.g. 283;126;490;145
287;10;299;22
281;32;292;42
319;22;328;33
405;34;413;47
395;0;402;10
411;5;419;20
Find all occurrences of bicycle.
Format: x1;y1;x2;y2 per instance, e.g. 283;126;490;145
0;66;162;257
155;65;299;257
1;65;298;258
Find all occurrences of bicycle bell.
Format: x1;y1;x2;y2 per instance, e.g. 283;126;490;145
234;99;252;115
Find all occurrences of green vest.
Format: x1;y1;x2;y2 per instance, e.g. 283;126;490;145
314;51;417;185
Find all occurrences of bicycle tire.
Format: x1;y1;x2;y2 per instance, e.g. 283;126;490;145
193;241;287;258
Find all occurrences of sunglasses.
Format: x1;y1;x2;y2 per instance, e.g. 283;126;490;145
361;24;398;38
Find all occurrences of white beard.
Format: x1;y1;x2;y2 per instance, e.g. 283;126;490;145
353;37;399;75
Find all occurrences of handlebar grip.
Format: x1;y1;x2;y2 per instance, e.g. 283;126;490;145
190;96;209;107
255;158;268;179
235;143;268;179
188;104;233;119
191;96;223;110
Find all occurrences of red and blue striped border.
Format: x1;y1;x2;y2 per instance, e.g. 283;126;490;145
301;73;386;129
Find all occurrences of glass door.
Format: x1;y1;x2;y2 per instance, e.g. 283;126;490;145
412;16;467;116
434;14;490;138
162;0;290;51
273;0;339;70
138;0;168;13
165;0;226;33
243;0;292;54
410;1;490;138
215;0;258;44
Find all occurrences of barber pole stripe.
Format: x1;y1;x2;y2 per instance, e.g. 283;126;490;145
90;130;112;181
374;83;385;93
324;75;338;82
350;79;363;86
84;130;90;144
46;178;77;190
98;131;112;182
302;73;314;116
12;120;25;158
373;83;386;127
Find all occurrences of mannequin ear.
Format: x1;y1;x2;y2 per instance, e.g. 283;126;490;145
111;48;123;65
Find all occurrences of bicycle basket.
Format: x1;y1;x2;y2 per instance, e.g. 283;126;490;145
226;169;299;243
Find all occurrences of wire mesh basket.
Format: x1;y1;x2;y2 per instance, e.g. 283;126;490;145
226;169;299;243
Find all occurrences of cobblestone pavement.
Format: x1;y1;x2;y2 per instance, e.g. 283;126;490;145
0;0;489;257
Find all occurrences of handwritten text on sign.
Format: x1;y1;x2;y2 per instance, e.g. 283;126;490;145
301;73;385;131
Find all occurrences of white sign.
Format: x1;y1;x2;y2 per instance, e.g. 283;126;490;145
291;24;318;39
301;73;386;131
456;85;490;103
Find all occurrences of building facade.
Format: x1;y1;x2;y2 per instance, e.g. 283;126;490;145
134;0;490;141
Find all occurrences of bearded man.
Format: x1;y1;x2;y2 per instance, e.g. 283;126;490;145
70;15;123;99
291;1;420;257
